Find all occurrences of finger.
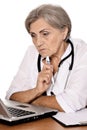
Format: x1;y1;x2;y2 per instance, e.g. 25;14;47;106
44;74;52;84
43;64;53;72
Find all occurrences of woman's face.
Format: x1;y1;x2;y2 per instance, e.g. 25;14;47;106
29;18;67;58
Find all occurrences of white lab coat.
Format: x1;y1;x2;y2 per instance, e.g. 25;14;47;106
6;38;87;113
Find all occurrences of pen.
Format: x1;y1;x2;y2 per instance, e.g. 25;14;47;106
46;56;54;85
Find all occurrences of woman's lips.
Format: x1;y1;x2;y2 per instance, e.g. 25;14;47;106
38;48;46;53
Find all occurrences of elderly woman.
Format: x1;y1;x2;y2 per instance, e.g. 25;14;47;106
6;4;87;113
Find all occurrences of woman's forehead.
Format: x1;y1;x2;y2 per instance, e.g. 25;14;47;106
30;18;57;33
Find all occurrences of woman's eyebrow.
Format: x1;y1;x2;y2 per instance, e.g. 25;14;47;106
30;28;51;34
39;28;51;33
29;32;35;35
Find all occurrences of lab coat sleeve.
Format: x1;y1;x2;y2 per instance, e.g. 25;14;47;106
6;45;38;99
56;54;87;113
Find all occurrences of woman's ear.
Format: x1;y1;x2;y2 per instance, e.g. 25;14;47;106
62;27;68;40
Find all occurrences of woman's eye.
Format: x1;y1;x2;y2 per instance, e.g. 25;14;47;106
30;33;36;38
43;32;49;36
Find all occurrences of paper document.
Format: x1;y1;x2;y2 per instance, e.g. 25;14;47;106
53;108;87;126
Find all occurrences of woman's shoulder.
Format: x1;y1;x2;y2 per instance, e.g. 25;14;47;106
25;45;39;57
21;45;39;64
27;45;38;53
71;38;87;53
71;38;87;48
71;38;87;63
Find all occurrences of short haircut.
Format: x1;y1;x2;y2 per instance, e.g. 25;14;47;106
25;4;72;39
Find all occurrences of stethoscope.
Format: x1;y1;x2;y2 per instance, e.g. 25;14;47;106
37;39;74;95
37;39;74;72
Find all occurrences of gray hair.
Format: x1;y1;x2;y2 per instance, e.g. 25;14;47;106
25;4;72;39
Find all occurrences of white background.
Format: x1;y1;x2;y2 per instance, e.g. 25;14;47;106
0;0;87;99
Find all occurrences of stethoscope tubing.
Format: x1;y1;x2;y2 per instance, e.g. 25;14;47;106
37;39;74;72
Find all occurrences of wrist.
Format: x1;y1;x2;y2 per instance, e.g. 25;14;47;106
34;87;42;97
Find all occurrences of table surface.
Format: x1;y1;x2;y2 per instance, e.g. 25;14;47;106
0;117;87;130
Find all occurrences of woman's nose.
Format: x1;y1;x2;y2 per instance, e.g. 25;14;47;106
36;37;43;47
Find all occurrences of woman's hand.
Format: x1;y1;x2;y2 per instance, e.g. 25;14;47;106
36;63;53;95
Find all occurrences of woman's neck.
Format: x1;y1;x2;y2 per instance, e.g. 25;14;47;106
51;41;68;74
53;41;68;59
